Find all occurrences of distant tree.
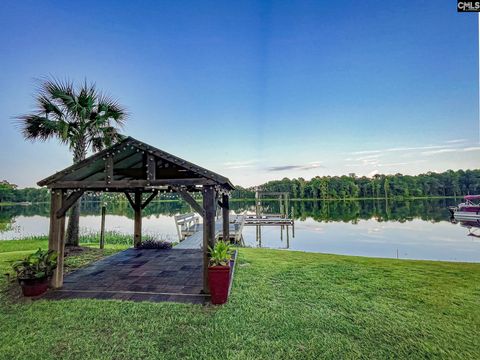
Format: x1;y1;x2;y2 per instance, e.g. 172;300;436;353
17;78;127;246
319;177;329;199
0;180;17;203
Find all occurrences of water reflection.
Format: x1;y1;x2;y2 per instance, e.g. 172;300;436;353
253;223;293;249
0;198;456;225
0;198;478;262
454;219;480;239
233;198;456;223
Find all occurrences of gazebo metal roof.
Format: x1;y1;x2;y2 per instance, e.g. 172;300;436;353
38;136;234;191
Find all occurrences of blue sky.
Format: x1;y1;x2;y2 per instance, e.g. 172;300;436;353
0;0;478;187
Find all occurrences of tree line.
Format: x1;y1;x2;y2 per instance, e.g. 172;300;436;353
232;169;480;199
2;169;480;204
0;181;50;203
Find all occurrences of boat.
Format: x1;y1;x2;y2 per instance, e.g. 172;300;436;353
456;195;480;212
449;195;480;220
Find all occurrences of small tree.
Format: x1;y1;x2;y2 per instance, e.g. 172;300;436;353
0;180;17;203
17;78;127;246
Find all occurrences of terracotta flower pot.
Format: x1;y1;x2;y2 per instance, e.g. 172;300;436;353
208;265;230;305
18;277;49;297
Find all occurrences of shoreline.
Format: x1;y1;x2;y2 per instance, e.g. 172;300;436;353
0;195;464;206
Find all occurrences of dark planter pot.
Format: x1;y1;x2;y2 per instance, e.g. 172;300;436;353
18;277;49;297
208;265;230;305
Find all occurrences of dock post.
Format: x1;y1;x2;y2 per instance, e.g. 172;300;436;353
202;185;216;293
133;192;142;248
291;206;295;238
100;204;106;249
279;194;283;217
222;193;230;242
255;189;260;217
258;225;262;247
286;225;290;249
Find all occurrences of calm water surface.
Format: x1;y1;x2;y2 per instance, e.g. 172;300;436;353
1;199;479;262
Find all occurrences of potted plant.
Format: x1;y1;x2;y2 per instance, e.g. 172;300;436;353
208;241;232;305
12;248;58;297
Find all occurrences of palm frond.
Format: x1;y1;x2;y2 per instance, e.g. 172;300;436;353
42;77;79;118
36;95;63;119
15;115;62;142
96;94;128;127
77;79;97;117
90;136;104;152
57;120;74;143
88;125;123;151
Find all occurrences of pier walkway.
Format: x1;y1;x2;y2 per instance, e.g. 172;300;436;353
174;214;246;249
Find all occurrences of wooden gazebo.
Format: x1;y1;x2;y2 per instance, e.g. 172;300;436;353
38;137;234;293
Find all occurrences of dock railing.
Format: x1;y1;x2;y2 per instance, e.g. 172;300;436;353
174;213;200;241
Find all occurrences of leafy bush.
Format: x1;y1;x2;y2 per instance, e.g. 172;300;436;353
208;241;232;266
12;248;58;279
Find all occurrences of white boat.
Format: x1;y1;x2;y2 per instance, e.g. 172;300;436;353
449;195;480;221
452;211;480;221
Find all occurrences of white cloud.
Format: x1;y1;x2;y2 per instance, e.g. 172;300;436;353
351;144;454;156
378;162;409;167
267;162;324;172
226;164;254;169
355;154;382;161
445;139;468;144
422;147;480;156
223;159;260;169
421;148;458;155
463;147;480;152
351;150;382;155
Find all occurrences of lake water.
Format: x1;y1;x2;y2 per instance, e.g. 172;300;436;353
1;199;479;262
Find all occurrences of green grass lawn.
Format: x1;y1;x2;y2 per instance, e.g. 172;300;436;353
0;239;479;359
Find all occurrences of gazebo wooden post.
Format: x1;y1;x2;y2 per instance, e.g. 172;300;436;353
134;191;142;248
222;193;230;242
202;185;215;293
48;189;66;288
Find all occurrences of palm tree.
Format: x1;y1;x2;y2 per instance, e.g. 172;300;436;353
17;77;127;246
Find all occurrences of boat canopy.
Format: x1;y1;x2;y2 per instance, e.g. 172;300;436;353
464;195;480;201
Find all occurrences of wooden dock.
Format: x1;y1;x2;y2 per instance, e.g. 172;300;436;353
244;214;294;226
173;206;296;250
174;213;245;249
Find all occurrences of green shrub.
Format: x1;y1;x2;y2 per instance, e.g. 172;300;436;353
208;241;232;266
12;248;58;279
